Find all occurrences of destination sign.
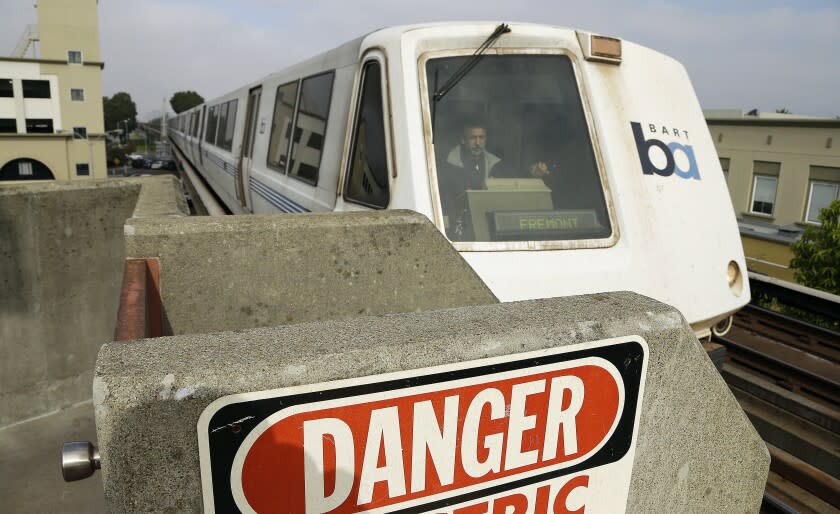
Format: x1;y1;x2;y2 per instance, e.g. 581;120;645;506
197;338;648;513
490;210;601;239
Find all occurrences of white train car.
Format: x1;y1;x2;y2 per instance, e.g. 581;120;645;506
169;22;749;338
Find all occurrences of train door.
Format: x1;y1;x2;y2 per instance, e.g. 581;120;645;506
236;86;262;211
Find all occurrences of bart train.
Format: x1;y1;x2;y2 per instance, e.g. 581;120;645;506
168;22;749;338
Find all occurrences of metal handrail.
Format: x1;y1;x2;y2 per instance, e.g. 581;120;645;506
11;24;39;58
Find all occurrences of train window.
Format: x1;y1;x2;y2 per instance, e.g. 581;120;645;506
216;102;230;148
345;61;389;209
205;105;218;144
425;54;611;243
287;71;334;186
222;100;237;151
267;81;299;172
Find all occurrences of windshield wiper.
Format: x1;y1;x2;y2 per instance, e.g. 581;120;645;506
432;23;511;102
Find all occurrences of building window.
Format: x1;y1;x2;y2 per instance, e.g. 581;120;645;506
70;88;85;102
805;181;839;224
73;127;87;140
76;163;90;176
751;175;778;215
25;118;54;133
0;118;16;133
0;78;12;97
68;50;82;64
719;157;730;183
22;80;51;98
0;158;54;180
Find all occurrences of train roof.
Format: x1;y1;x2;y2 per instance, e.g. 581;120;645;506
186;21;665;112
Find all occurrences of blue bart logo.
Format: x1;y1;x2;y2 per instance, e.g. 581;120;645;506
631;122;701;180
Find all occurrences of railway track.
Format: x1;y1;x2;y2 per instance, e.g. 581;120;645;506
713;291;840;513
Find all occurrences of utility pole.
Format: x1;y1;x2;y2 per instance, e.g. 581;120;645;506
160;98;169;157
161;98;167;139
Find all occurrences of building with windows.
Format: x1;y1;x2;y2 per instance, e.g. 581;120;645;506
0;0;106;182
706;110;840;281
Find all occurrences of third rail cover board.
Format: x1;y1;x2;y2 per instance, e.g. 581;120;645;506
198;336;649;513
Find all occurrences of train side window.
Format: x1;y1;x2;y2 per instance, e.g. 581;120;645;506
267;81;299;172
205;105;219;145
288;71;334;186
215;102;230;148
222;99;237;151
344;61;389;208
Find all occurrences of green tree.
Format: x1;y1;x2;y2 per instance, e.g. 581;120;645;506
170;91;205;114
790;199;840;294
103;92;138;132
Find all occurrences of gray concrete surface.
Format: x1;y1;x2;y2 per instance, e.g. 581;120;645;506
0;176;187;427
94;292;769;513
124;210;498;335
0;181;139;427
0;402;105;514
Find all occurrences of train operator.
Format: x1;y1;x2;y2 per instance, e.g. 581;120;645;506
442;119;551;187
438;119;551;239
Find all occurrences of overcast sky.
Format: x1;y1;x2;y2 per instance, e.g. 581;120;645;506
1;0;837;119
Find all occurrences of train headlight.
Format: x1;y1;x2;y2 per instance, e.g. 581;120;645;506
727;260;743;296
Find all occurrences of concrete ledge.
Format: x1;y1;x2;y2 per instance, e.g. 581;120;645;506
124;210;497;335
126;175;189;219
0;177;187;427
95;292;768;512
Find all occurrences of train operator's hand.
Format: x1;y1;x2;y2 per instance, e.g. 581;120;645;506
529;161;549;178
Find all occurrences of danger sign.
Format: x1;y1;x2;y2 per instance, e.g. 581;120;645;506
198;338;647;513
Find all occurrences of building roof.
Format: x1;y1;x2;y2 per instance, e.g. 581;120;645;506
704;109;840;128
738;217;804;244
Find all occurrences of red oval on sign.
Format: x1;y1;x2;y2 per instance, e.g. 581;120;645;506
235;362;622;513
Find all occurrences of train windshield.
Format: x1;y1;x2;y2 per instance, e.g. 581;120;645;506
426;54;611;243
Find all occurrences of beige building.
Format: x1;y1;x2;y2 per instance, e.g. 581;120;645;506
706;109;840;280
0;0;106;183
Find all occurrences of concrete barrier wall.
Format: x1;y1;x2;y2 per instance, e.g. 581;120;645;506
94;292;769;512
124;211;497;335
0;176;186;427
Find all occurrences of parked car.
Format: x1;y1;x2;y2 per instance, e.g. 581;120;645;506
150;159;177;171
